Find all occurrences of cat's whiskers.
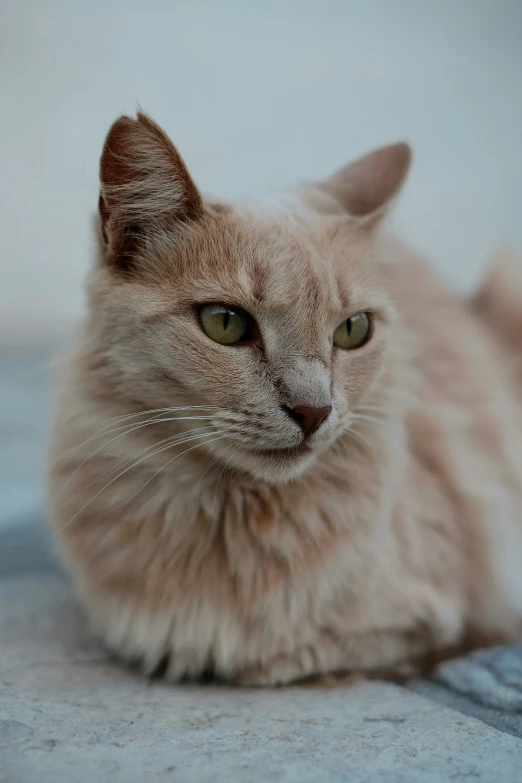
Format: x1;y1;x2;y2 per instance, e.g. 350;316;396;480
345;426;375;453
353;403;390;415
351;413;392;433
332;442;345;460
96;404;221;427
47;431;226;543
81;425;218;491
214;446;241;503
341;405;394;452
55;406;222;463
198;442;235;483
109;432;227;511
55;416;216;499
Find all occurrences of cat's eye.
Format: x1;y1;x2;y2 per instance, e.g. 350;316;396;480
198;304;251;345
333;312;371;350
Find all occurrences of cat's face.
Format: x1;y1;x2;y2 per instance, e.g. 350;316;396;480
90;113;410;483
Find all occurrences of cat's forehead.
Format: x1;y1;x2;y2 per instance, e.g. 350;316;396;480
180;202;379;315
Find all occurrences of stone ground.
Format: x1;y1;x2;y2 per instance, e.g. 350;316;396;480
1;349;522;782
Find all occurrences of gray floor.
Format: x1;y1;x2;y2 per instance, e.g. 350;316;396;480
0;349;50;534
2;350;522;782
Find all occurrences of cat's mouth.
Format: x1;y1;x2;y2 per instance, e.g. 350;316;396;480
247;444;310;460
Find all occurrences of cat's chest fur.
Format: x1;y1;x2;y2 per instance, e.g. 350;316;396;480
53;450;468;685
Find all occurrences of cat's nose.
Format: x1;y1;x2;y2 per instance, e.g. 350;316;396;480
284;404;332;438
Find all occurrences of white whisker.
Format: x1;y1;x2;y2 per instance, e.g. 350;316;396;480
346;427;374;453
54;406;221;462
109;433;227;511
55;416;215;498
353;404;389;415
46;433;221;543
68;426;218;501
198;443;232;482
214;446;241;503
352;413;391;432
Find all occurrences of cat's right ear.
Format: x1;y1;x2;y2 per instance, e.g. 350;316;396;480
98;112;203;271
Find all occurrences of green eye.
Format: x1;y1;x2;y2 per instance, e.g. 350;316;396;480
333;312;371;350
198;304;251;345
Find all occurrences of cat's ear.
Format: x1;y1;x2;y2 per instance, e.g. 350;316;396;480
98;111;202;269
321;142;411;226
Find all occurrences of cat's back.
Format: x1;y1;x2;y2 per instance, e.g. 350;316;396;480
384;238;522;638
381;238;522;419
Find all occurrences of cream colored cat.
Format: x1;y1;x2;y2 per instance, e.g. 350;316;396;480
48;112;522;685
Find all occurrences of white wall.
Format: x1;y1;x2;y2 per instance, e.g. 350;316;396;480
1;0;521;341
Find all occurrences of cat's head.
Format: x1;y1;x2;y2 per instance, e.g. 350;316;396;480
89;112;410;483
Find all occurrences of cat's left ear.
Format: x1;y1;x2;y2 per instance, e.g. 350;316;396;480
98;111;203;270
321;142;412;226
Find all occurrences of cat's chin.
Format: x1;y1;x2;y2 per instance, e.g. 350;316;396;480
222;446;318;485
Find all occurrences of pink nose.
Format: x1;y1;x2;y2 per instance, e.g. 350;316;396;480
285;404;332;438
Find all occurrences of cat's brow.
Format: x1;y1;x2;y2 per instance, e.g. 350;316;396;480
304;277;325;313
336;278;374;314
247;261;269;303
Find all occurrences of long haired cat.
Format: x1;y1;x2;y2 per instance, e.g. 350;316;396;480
48;112;522;685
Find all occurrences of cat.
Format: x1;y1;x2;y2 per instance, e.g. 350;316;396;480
48;112;522;685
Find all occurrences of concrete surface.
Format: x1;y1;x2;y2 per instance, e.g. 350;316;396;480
3;571;522;783
0;349;50;531
2;0;522;340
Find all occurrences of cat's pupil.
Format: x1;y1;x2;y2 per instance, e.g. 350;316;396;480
346;318;352;335
223;311;230;330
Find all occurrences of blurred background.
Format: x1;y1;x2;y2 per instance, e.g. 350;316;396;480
1;0;521;525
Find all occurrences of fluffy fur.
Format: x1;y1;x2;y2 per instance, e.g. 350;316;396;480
48;113;522;685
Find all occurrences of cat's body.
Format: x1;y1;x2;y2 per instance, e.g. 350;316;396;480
48;113;522;684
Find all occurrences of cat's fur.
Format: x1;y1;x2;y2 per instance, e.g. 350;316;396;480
48;113;522;685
